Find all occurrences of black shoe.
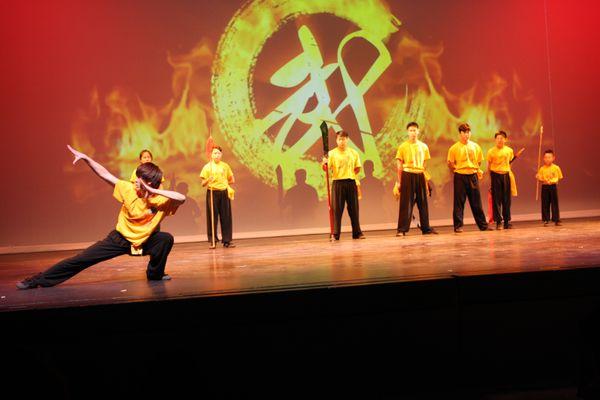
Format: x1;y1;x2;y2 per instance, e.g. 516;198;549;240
504;223;513;229
161;274;172;281
496;222;503;230
16;273;43;290
422;229;438;235
396;231;406;237
555;221;562;226
543;221;549;226
481;226;494;231
454;227;463;233
223;242;236;248
353;233;366;240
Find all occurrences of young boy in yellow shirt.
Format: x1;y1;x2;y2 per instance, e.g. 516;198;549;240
447;123;492;233
536;149;564;226
17;145;186;290
322;131;365;240
395;122;437;236
200;146;236;247
486;131;525;230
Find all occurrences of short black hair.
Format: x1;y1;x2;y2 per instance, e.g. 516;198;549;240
458;123;471;133
212;145;223;153
136;162;163;189
544;149;555;155
495;131;507;139
336;130;349;138
406;122;419;130
139;149;153;160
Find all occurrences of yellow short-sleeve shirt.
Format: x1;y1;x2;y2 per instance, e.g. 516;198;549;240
537;164;563;184
487;145;514;173
113;180;179;248
200;161;234;190
447;141;483;175
328;147;361;180
395;140;430;173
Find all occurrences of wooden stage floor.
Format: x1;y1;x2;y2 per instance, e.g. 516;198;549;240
1;218;599;312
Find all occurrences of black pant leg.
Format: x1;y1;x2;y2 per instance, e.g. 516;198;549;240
142;231;174;280
541;185;551;222
502;174;512;225
332;181;345;237
414;173;431;232
491;172;503;224
466;175;488;230
550;185;560;222
346;181;362;237
397;171;415;233
206;190;220;243
219;191;233;243
37;230;130;287
453;174;468;229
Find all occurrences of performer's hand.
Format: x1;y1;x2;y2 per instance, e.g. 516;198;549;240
516;147;525;157
67;145;88;165
322;156;328;165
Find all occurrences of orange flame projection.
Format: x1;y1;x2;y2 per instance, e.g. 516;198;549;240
70;0;542;207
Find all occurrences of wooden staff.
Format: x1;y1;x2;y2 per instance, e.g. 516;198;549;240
320;121;334;241
205;131;217;249
535;125;544;202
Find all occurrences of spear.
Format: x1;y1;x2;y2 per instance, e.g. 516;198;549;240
320;121;334;241
535;125;544;202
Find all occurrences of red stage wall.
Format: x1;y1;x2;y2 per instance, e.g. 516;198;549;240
1;0;599;247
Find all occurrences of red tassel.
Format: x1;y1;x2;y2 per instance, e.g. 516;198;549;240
488;190;494;223
205;135;215;161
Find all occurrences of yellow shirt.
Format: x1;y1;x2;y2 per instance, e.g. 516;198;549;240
328;147;361;180
130;169;165;184
487;146;514;173
447;141;483;175
395;140;430;173
537;164;563;184
200;161;234;190
113;180;179;249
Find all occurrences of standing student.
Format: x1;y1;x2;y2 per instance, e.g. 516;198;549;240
447;123;492;233
395;122;437;236
536;149;563;226
486;131;525;229
16;145;185;290
200;146;236;247
322;131;365;240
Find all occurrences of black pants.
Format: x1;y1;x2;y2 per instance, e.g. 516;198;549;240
332;179;362;238
36;230;174;287
541;184;560;222
397;171;431;233
490;171;511;225
206;189;232;243
453;173;488;230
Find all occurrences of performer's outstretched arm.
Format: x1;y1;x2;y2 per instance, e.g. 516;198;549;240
67;145;118;186
140;181;186;204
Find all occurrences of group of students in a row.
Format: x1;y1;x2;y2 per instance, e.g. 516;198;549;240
15;123;563;289
323;122;563;241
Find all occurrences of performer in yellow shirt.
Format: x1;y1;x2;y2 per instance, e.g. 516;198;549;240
486;131;525;230
447;123;492;233
130;149;165;186
322;131;365;240
395;122;437;236
17;145;185;290
200;146;236;247
536;149;564;226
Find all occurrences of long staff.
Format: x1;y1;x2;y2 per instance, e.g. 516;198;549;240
535;125;544;202
320;121;334;241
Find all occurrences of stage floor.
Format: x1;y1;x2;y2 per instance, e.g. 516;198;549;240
1;218;599;312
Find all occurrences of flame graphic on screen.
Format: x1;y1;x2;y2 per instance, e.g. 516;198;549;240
70;0;542;203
